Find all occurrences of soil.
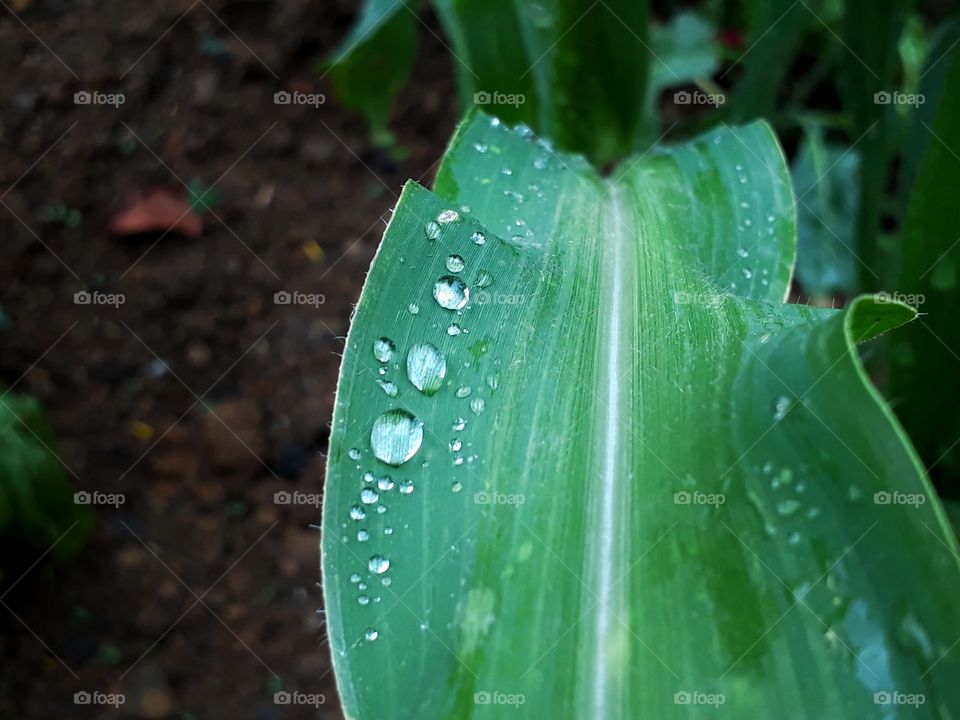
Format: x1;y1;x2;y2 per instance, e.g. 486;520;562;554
0;1;457;717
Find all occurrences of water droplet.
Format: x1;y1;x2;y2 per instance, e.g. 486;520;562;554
384;526;394;536
471;231;486;246
473;142;488;154
452;481;463;493
398;479;414;495
350;573;361;583
437;209;460;224
446;255;465;273
363;627;379;642
788;531;801;545
370;409;423;466
447;323;462;336
470;398;485;415
348;447;362;461
452;417;466;431
406;343;446;395
449;438;462;452
773;395;793;421
349;505;366;521
376;379;398;397
433;276;469;310
424;221;441;240
360;487;378;505
378;476;396;492
476;271;493;288
408;303;420;315
358;594;370;606
486;374;499;390
455;386;472;398
742;267;753;279
373;338;395;363
368;555;390;574
357;529;369;542
776;499;801;516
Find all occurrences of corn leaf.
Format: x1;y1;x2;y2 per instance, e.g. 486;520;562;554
322;113;960;718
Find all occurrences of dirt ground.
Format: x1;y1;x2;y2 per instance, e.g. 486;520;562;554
0;1;457;717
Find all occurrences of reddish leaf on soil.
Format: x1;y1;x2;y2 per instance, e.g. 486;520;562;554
109;187;203;238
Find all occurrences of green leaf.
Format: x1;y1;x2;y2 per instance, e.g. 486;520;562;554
889;56;960;482
325;0;419;141
792;124;861;296
0;393;91;560
649;11;720;91
322;113;960;718
431;0;649;165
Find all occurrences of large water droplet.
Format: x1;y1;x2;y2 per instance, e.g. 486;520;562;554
360;487;379;505
433;276;469;310
406;343;446;396
368;555;390;574
370;409;423;466
446;255;465;273
373;338;395;363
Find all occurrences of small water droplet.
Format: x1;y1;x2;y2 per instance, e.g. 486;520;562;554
437;209;460;224
363;627;379;642
788;531;801;545
377;476;395;491
742;268;753;279
373;338;395;363
486;374;499;390
360;487;378;505
376;379;398;397
384;526;394;536
446;255;465;273
455;386;472;398
370;409;424;466
406;343;446;395
358;594;370;606
452;480;463;493
447;323;462;336
350;573;361;583
452;417;466;431
398;479;414;495
473;142;488;154
424;221;441;240
368;555;390;574
476;271;493;288
349;505;366;521
449;438;462;452
774;395;793;421
348;447;362;460
433;276;469;310
470;398;485;414
776;499;801;516
408;303;420;315
471;231;486;246
357;529;369;542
